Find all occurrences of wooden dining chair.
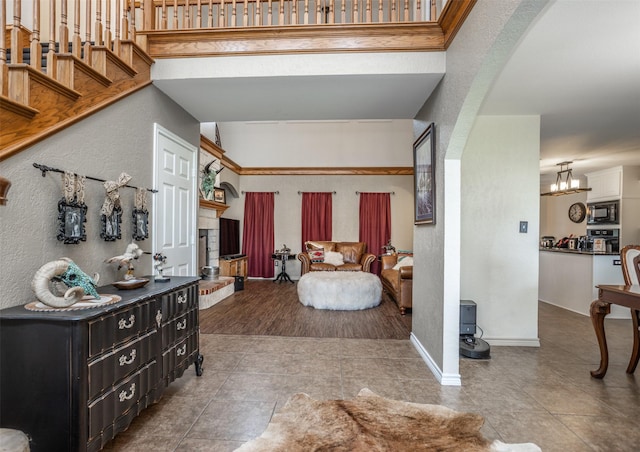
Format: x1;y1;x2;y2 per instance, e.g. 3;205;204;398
621;245;640;285
620;245;640;373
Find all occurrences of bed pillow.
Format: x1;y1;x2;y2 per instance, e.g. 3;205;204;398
323;251;345;266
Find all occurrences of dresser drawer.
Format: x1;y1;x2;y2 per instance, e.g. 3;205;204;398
161;283;198;323
161;308;198;351
88;361;158;442
89;298;160;357
88;330;159;400
162;332;198;384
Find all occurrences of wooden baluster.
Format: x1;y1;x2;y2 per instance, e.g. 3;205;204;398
71;0;80;57
161;0;167;29
173;0;178;29
30;0;42;70
291;0;297;24
340;0;345;24
403;0;409;21
365;0;371;23
104;0;112;48
84;0;91;63
430;0;435;21
353;0;358;24
207;0;213;27
114;0;121;54
303;0;308;24
219;0;225;27
255;0;261;26
267;0;272;25
278;0;284;25
231;0;236;26
185;0;192;28
59;0;69;54
129;0;136;40
316;0;321;24
47;0;55;77
121;0;129;40
243;0;248;26
329;0;334;24
0;0;7;95
10;0;22;63
377;0;382;23
196;0;202;28
391;0;396;22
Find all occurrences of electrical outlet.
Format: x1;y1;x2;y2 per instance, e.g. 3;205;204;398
519;221;528;233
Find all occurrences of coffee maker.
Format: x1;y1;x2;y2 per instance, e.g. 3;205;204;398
587;228;619;253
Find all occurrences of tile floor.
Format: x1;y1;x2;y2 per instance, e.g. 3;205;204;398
105;302;640;451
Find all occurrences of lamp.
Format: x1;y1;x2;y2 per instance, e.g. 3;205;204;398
541;161;591;197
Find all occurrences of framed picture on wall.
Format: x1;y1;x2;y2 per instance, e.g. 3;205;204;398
213;187;226;204
57;199;87;244
413;123;436;225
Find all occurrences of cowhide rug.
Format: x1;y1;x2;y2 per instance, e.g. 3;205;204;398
235;389;541;452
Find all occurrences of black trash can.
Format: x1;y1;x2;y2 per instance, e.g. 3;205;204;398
234;275;245;291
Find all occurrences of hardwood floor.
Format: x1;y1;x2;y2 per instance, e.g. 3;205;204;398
199;279;412;339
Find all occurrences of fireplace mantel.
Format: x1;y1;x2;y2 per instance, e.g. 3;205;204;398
199;199;229;216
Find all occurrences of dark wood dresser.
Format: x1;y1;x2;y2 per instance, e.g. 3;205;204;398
0;276;203;452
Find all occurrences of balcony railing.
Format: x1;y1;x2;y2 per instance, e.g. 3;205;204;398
139;0;436;29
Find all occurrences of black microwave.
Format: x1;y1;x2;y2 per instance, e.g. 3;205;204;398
587;200;619;225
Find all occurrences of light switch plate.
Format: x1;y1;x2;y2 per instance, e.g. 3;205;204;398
519;221;528;233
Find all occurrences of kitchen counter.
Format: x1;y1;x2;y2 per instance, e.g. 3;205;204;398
539;248;619;256
539;250;628;319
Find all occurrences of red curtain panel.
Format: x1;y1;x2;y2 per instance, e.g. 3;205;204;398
359;193;391;275
301;192;333;250
242;192;275;278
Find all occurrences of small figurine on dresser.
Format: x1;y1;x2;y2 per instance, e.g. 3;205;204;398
105;242;144;280
153;252;170;282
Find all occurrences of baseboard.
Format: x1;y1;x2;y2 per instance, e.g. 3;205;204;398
410;333;461;386
483;337;540;347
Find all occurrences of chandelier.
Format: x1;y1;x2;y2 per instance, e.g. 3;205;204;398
540;161;591;197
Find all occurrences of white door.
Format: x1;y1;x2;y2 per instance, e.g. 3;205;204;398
153;124;198;276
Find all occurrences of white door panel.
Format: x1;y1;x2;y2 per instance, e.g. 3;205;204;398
153;124;197;277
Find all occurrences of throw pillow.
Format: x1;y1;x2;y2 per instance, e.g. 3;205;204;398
309;249;325;263
323;251;344;267
393;256;413;270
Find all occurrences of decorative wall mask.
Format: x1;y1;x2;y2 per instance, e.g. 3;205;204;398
57;172;88;244
132;188;149;241
100;173;131;242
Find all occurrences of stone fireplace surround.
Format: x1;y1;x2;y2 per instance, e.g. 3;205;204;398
198;206;234;309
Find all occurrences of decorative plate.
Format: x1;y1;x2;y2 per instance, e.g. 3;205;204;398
113;278;150;290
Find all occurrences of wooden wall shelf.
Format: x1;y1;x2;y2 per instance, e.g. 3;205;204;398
199;199;229;216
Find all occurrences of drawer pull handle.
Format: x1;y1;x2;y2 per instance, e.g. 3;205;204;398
177;294;187;304
119;349;137;366
177;319;187;330
156;310;162;328
118;315;135;330
177;344;187;356
119;383;136;402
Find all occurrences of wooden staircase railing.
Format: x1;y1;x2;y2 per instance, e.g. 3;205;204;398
1;0;474;161
0;0;154;161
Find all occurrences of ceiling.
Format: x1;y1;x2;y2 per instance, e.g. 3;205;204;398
479;0;640;189
161;1;640;183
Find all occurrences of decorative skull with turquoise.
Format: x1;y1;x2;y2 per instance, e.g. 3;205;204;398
31;258;100;308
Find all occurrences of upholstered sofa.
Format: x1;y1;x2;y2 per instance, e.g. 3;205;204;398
297;241;376;275
380;254;413;315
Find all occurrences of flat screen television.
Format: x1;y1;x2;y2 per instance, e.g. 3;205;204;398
219;218;240;257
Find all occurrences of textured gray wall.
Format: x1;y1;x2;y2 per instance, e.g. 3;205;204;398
0;86;200;309
412;0;549;374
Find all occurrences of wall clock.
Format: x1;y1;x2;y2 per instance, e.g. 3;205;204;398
568;202;586;223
